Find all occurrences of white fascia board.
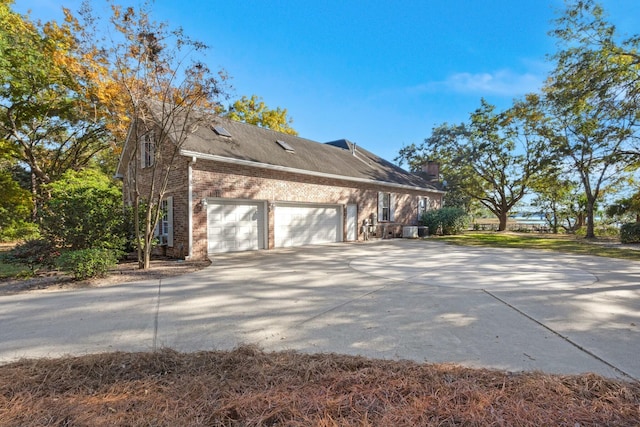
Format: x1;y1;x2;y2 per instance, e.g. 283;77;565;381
180;150;445;194
114;122;136;179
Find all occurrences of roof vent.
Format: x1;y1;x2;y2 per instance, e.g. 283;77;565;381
276;139;295;153
212;125;232;137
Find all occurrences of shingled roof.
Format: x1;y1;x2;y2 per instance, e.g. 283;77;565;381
179;116;439;191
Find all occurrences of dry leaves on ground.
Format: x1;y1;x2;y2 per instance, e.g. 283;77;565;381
1;346;638;426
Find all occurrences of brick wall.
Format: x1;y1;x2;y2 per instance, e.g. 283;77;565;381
121;133;443;260
186;158;442;260
120;125;190;259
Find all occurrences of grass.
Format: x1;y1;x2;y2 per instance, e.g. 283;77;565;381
1;346;639;426
433;232;640;261
0;243;32;279
0;262;32;279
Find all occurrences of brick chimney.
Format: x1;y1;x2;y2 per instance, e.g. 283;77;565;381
420;161;439;182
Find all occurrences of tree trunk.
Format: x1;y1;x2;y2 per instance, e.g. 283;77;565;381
139;202;155;270
134;196;143;269
142;248;151;269
497;211;508;231
140;227;152;270
585;199;596;238
30;172;38;222
575;212;584;230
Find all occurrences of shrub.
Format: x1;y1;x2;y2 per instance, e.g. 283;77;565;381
0;169;34;241
576;225;621;238
40;169;126;252
8;239;59;270
0;221;39;242
420;207;468;235
56;248;120;280
597;225;620;238
620;223;640;244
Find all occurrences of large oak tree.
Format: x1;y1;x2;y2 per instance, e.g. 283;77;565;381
541;0;640;238
397;98;552;231
0;0;111;216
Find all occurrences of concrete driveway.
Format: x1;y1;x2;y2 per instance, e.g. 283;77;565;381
1;240;638;380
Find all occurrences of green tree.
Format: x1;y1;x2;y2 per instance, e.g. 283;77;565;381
606;190;640;223
530;172;579;234
541;0;640;238
220;94;298;135
40;169;124;251
398;98;552;231
73;2;230;268
0;168;34;240
0;1;111;214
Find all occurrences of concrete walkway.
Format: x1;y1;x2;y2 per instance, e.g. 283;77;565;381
1;240;638;380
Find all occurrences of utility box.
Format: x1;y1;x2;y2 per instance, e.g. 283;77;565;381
402;226;418;238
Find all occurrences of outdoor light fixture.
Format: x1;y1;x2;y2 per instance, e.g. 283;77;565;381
200;198;208;207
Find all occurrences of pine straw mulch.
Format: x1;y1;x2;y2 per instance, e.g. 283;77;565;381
1;346;638;426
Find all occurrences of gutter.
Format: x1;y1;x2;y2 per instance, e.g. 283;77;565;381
186;156;196;260
180;150;445;194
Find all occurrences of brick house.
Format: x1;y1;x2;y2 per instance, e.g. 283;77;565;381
116;112;443;260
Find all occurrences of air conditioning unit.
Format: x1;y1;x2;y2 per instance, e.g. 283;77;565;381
402;226;418;239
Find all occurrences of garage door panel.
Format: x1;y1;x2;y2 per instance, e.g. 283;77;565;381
207;201;265;254
222;227;236;239
208;226;223;236
275;204;341;248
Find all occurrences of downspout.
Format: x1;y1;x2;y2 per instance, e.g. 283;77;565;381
186;156;196;260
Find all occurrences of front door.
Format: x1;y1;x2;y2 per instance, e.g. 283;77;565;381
346;204;357;241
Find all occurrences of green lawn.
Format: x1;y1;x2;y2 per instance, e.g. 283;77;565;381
432;232;640;261
0;244;32;279
0;261;32;279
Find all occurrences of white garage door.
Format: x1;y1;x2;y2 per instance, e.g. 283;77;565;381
274;204;342;248
207;200;265;254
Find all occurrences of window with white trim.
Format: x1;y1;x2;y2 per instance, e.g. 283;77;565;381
418;196;431;220
156;196;173;246
141;132;155;168
377;192;394;222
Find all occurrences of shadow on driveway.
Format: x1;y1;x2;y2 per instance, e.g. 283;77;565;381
1;240;638;380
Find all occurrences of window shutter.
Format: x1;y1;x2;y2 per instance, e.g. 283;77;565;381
377;192;384;222
154;199;163;238
389;193;395;222
166;196;174;247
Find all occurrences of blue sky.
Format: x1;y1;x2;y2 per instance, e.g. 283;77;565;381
14;0;640;165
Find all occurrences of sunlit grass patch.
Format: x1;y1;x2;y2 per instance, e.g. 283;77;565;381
0;261;32;279
433;232;640;261
0;244;33;279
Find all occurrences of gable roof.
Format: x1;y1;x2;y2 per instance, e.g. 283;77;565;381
179;116;441;192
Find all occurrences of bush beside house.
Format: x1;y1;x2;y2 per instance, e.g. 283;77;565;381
6;170;126;279
620;222;640;244
420;207;468;235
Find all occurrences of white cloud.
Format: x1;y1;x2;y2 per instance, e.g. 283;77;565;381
414;69;545;97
